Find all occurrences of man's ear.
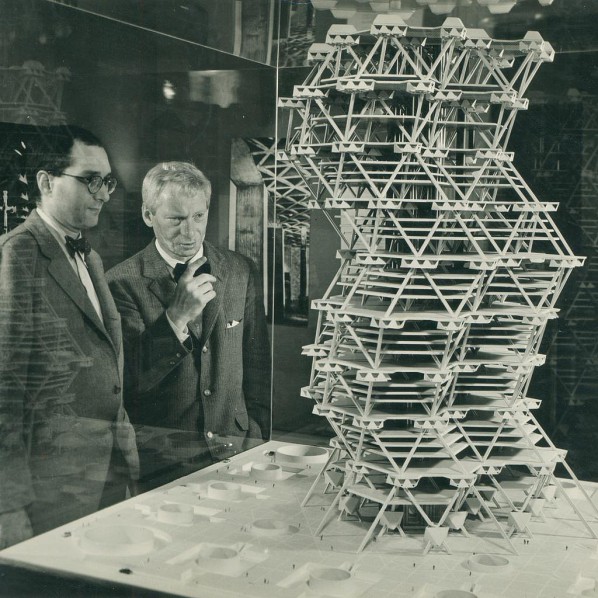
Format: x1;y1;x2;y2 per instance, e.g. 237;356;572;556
141;204;154;228
36;171;52;196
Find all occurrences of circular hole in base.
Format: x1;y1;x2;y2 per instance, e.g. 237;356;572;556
275;445;328;465
308;567;352;593
468;553;510;572
207;481;242;501
251;518;290;536
157;503;194;525
196;545;241;574
250;463;283;480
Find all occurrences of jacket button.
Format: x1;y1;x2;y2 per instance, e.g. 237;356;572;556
113;385;121;394
202;345;208;353
203;389;212;397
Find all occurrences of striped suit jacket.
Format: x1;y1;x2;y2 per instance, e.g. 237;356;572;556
106;240;271;460
0;210;138;535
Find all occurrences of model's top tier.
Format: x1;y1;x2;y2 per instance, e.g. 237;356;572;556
288;16;553;109
321;16;554;62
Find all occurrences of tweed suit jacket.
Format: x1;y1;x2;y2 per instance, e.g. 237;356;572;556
106;240;271;457
0;210;138;535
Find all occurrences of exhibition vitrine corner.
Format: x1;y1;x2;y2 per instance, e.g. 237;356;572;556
0;0;597;481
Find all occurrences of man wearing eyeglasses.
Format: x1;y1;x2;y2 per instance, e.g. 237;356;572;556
0;125;138;548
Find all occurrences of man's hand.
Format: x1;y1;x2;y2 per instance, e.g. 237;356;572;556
166;259;217;330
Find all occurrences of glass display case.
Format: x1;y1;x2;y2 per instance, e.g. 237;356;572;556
1;0;598;596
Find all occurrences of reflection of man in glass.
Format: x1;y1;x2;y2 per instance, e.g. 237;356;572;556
0;125;139;548
107;162;270;486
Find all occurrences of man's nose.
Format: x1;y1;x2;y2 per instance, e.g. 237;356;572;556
94;183;110;203
180;219;192;236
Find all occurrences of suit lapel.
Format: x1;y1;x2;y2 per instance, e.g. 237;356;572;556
199;242;225;344
142;243;177;307
87;251;121;353
149;276;177;307
26;212;112;342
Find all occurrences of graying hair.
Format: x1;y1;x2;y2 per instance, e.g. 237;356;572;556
142;161;211;213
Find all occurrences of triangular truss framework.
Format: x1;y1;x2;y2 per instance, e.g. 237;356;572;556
280;16;596;553
0;61;70;125
246;138;311;247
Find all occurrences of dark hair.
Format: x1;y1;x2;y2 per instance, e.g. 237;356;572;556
33;125;104;173
28;125;105;200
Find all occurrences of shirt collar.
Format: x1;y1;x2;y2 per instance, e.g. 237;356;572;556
37;207;82;240
36;207;84;263
155;239;204;270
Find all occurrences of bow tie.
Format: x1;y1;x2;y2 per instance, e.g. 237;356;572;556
173;262;188;283
173;259;211;283
65;236;91;258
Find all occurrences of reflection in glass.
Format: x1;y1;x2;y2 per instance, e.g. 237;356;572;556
241;137;310;324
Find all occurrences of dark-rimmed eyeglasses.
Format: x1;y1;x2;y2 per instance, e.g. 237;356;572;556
53;172;118;195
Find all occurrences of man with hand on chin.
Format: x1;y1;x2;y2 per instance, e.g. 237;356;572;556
0;125;138;548
107;162;270;487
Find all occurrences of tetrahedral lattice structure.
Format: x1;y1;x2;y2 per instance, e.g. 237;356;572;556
0;61;70;125
246;138;311;247
279;16;597;554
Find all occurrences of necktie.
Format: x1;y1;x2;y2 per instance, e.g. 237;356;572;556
65;235;91;258
173;262;187;283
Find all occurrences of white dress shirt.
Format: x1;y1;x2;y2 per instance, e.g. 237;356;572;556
37;207;104;324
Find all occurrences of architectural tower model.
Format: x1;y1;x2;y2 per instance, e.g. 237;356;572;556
280;16;594;553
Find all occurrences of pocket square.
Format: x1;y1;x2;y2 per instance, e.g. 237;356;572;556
226;319;241;329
